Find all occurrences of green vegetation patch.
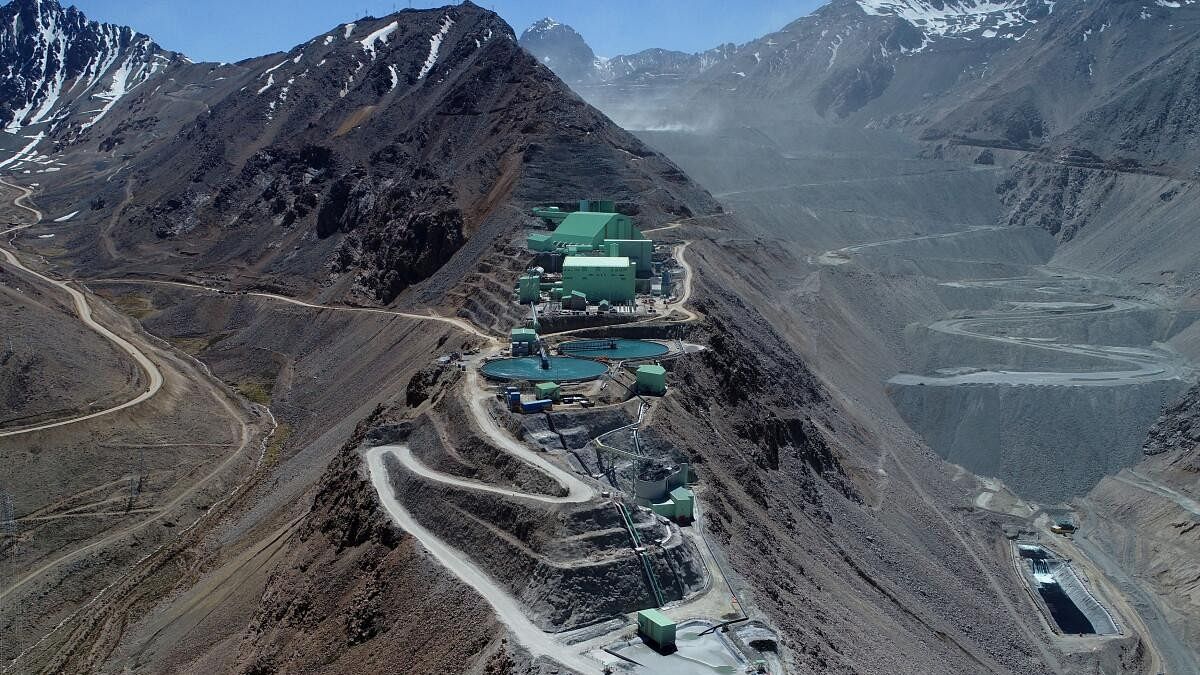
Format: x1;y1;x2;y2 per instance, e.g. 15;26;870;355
109;292;156;319
234;377;274;405
167;332;230;356
264;423;291;466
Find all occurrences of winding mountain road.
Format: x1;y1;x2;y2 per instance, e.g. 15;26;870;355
91;278;494;343
889;279;1192;387
0;182;165;438
380;443;585;504
821;226;1192;388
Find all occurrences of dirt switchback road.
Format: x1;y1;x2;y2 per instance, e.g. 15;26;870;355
365;446;603;675
0;181;164;437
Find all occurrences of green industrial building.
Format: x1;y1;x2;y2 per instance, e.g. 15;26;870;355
637;609;676;651
636;364;667;395
650;486;695;523
562;256;635;304
548;212;644;248
604;239;654;276
510;328;539;344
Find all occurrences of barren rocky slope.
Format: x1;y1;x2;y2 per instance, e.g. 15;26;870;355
1079;383;1200;672
5;1;716;305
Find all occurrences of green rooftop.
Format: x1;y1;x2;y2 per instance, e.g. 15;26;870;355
637;608;675;629
543;211;643;249
669;486;692;501
510;328;538;343
563;256;633;269
550;212;615;245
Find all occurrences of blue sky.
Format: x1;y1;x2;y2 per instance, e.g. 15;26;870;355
68;1;825;63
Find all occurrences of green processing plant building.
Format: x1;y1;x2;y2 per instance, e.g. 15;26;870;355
528;211;645;252
562;256;636;303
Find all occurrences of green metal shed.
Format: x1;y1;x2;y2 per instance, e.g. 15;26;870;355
636;364;667;395
535;381;561;401
531;206;569;224
527;233;555;251
650;500;675;519
669;487;694;522
637;609;676;650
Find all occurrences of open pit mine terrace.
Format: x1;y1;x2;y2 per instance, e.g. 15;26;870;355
367;199;779;674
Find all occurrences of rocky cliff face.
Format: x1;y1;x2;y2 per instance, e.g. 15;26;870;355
1145;383;1200;457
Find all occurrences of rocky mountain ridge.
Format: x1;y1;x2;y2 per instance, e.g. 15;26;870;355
518;16;739;85
0;1;716;305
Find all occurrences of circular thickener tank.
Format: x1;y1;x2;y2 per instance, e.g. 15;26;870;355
480;356;608;382
559;338;670;361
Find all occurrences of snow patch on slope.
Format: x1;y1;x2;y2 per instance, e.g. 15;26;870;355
418;16;455;80
858;0;1053;46
2;3;172;137
361;21;399;60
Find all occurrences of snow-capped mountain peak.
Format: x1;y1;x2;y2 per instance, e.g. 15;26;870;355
0;0;179;138
525;17;562;34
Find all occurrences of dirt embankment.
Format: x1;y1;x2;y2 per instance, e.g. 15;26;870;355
1080;382;1200;663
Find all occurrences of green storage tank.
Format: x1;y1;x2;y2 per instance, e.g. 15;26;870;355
518;275;541;304
637;609;676;650
636;364;667;395
535;381;561;401
562;256;636;303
